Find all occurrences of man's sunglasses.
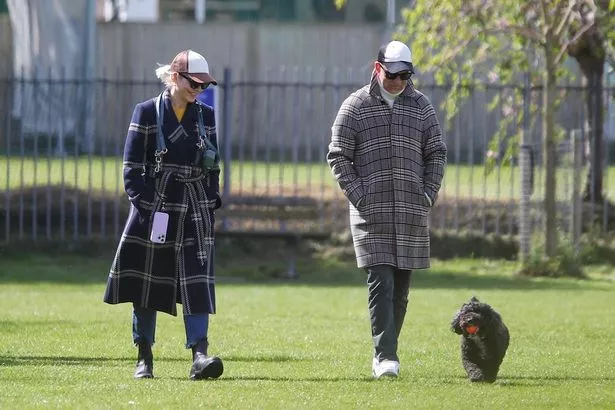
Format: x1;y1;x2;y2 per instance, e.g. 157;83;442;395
380;65;412;81
178;72;209;90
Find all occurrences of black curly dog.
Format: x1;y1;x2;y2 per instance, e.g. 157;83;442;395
451;297;510;383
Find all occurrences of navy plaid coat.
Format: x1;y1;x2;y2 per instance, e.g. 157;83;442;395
327;75;447;270
104;89;221;316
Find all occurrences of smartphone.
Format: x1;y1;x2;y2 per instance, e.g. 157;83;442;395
150;211;169;243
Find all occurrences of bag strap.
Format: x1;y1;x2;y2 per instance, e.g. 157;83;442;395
154;92;168;172
153;93;218;173
195;102;218;154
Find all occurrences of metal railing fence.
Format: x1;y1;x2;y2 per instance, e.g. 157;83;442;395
1;67;614;246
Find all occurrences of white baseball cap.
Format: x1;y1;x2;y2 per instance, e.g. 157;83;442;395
169;49;217;85
377;41;414;74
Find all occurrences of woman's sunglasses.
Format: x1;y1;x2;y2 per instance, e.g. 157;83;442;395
380;64;412;81
178;72;209;91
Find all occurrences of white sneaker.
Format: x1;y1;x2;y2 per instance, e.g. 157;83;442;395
372;357;400;379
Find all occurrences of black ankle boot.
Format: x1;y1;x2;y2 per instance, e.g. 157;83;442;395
134;342;154;379
189;338;223;380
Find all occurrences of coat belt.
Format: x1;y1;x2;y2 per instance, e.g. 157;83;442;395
179;175;211;267
151;165;212;267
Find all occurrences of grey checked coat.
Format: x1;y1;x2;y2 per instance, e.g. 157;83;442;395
327;75;446;270
104;89;221;316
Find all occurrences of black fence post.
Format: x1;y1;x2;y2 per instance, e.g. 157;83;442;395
221;68;233;230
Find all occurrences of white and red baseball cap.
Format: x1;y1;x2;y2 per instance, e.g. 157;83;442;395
377;41;414;74
170;49;217;85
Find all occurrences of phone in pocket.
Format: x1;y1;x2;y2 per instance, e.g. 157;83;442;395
150;211;169;243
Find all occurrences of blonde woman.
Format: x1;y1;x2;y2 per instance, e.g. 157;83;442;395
104;50;223;380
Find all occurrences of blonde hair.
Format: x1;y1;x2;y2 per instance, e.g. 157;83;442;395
155;64;174;87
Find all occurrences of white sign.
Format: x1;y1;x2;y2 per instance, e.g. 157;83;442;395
103;0;159;22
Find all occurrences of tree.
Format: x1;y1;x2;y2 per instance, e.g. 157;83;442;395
400;0;613;259
565;0;615;203
334;0;614;261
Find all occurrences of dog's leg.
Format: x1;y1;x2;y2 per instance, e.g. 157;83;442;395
464;361;486;382
485;330;509;382
481;325;510;382
461;341;486;382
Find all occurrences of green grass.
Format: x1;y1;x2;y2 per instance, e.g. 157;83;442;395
3;156;614;200
1;250;614;409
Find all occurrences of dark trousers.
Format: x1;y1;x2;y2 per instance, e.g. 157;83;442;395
366;265;412;362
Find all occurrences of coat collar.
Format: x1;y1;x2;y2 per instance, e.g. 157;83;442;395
368;70;416;101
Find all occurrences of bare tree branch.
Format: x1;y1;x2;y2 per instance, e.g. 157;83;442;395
502;24;546;43
437;36;477;68
554;1;577;39
555;20;597;63
462;2;545;42
539;0;553;29
434;24;546;70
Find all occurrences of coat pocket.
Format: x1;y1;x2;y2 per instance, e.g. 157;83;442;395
129;196;150;225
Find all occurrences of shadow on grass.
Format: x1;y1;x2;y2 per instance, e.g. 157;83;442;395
410;374;615;386
167;375;375;382
0;353;308;368
217;269;602;291
0;260;605;292
220;354;308;363
0;355;133;367
409;270;595;291
3;355;613;385
0;265;599;292
492;374;615;387
0;241;611;291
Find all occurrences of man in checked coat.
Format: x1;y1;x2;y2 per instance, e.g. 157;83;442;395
104;50;224;380
327;41;447;379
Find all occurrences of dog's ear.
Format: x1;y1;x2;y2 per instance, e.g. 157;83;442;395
481;304;501;329
470;296;480;303
486;307;503;328
451;312;463;334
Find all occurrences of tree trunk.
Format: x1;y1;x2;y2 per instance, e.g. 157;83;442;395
577;54;606;203
565;8;607;204
543;48;558;257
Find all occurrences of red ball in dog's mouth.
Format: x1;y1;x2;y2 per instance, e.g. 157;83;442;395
465;325;479;334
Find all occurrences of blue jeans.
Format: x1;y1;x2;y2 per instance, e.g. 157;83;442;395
132;304;209;348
